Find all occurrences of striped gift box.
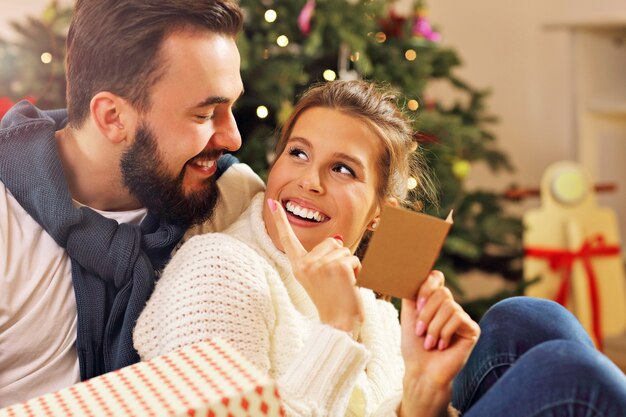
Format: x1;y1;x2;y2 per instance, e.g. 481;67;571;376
0;339;284;417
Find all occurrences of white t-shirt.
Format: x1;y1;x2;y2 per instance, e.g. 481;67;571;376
0;163;264;407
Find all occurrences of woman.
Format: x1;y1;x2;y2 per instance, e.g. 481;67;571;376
134;80;626;417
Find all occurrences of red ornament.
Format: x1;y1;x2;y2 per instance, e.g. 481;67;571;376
0;97;14;119
378;9;406;38
297;0;316;35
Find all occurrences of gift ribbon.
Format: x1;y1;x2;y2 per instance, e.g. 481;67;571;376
525;234;621;351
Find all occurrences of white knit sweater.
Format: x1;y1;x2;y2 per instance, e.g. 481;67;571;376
134;193;404;417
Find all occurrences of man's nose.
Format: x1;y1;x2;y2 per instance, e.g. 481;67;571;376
212;111;241;152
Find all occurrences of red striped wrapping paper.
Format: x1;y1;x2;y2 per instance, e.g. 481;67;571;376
0;339;284;417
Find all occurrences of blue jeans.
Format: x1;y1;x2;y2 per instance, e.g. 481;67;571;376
453;297;626;417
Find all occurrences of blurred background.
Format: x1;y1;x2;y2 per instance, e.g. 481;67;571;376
1;0;624;367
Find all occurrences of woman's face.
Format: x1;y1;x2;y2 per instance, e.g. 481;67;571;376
263;107;384;253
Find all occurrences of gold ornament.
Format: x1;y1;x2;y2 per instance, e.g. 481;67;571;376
452;159;471;179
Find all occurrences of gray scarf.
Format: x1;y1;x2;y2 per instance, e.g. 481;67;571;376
0;101;186;378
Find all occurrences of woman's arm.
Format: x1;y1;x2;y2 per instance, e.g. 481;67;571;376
277;323;369;417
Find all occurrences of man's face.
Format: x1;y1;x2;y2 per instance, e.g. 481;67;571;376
120;121;220;226
122;31;243;225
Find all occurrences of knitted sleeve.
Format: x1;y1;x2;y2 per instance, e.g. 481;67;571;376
279;321;377;417
345;294;405;417
133;233;275;371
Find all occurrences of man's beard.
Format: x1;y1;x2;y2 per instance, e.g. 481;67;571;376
120;123;220;227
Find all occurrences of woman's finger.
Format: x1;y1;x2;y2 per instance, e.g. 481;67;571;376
305;237;347;262
266;198;307;262
415;286;452;335
438;310;480;350
415;270;445;311
422;298;457;350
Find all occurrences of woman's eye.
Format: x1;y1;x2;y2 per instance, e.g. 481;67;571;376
333;164;356;177
288;147;308;161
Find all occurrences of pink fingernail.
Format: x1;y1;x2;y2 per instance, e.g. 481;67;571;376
438;339;447;350
424;335;435;350
267;199;277;212
417;297;426;313
415;320;426;336
332;234;344;243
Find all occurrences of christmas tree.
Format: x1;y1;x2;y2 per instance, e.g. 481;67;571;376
0;0;527;319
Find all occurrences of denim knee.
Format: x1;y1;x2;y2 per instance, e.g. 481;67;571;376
519;340;626;413
528;339;619;379
479;296;594;347
453;297;598;413
457;339;626;417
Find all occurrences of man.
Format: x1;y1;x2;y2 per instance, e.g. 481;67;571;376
0;0;263;406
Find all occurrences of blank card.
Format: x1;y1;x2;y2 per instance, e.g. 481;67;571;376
357;205;452;299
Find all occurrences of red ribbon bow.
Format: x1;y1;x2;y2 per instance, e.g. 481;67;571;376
525;234;621;351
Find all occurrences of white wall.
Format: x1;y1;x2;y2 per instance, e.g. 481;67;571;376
426;0;626;202
0;0;73;40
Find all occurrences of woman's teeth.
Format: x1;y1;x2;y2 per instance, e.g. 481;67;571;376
285;201;328;222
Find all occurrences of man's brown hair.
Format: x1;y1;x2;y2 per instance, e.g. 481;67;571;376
65;0;243;127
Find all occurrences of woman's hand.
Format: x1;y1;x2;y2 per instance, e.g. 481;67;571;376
266;199;364;334
399;271;480;417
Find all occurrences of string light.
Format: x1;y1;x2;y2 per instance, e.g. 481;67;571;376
323;69;337;81
276;35;289;47
407;177;418;190
405;49;417;61
407;100;419;111
350;52;360;62
375;32;387;43
40;52;52;64
264;9;277;23
256;105;269;119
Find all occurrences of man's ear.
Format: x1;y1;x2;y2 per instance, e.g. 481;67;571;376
90;92;136;144
368;197;398;231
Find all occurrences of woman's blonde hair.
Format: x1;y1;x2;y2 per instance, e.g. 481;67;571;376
274;80;436;208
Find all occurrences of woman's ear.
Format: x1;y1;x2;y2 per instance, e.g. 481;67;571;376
368;197;398;231
90;92;136;144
